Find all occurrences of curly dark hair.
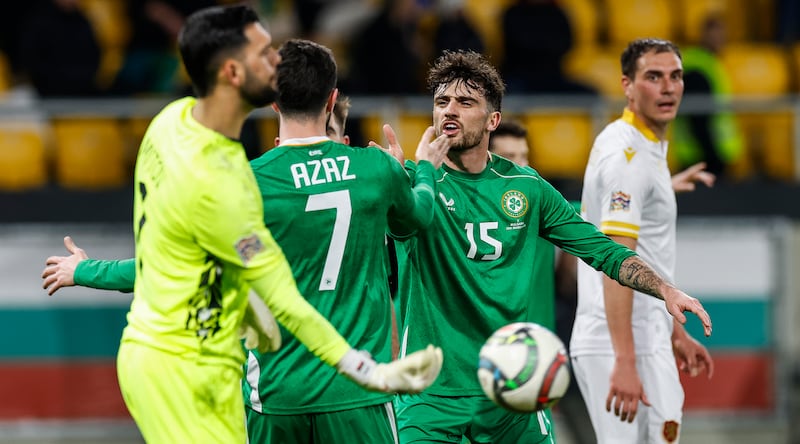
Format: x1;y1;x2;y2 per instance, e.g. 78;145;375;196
427;50;505;112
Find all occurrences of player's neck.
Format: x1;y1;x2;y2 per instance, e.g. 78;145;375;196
445;145;490;173
278;114;327;141
192;94;251;140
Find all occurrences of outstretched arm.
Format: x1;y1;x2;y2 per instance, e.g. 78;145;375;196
616;256;712;336
671;161;715;193
41;236;135;295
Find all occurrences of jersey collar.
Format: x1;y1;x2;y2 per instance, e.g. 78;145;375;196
621;108;660;143
278;136;330;147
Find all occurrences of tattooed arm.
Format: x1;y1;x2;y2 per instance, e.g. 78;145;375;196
617;254;712;337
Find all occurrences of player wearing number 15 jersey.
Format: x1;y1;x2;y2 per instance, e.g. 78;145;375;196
394;50;713;444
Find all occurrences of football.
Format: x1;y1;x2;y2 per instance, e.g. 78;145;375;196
478;322;571;413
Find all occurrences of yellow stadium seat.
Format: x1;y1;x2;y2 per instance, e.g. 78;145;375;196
719;43;790;96
560;0;600;46
522;111;594;179
676;0;750;43
604;0;675;45
257;117;280;154
78;0;130;89
0;123;50;190
735;112;795;181
758;111;795;181
463;0;514;61
52;119;127;189
562;45;623;98
0;51;11;93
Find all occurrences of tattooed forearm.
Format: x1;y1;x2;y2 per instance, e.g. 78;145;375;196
617;256;671;300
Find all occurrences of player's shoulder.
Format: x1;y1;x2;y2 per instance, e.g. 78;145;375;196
490;154;542;181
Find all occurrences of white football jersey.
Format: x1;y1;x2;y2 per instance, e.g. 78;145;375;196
571;108;676;357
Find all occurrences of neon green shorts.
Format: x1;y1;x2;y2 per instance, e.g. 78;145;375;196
117;341;246;443
246;402;398;444
394;392;555;444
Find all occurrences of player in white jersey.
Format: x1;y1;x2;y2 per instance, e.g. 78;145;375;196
570;38;715;444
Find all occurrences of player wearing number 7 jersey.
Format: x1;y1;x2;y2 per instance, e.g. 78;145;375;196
240;39;451;442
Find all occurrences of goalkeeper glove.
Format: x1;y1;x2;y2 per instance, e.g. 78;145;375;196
239;291;281;353
336;344;443;393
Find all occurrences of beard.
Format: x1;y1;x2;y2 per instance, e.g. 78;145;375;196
241;76;278;108
445;125;485;152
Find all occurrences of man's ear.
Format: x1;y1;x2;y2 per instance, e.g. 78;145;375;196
326;88;339;113
221;59;244;87
274;136;280;147
343;135;350;146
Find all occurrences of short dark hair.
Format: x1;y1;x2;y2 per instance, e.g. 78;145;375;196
489;119;527;151
620;38;682;79
178;5;261;97
427;50;505;112
276;39;337;119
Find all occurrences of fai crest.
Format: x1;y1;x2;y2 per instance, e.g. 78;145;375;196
662;420;680;443
609;191;631;212
501;190;528;218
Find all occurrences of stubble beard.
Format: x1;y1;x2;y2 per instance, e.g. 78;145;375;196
242;77;278;109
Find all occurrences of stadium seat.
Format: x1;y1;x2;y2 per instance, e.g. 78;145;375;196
719;43;790;96
604;0;675;46
0;51;11;93
52;118;127;189
463;0;514;61
735;112;795;181
560;0;599;46
257;117;279;153
562;45;623;98
0;122;49;191
78;0;130;89
522;111;594;179
676;0;750;43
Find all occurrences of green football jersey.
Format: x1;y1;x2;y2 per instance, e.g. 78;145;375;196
243;137;436;414
400;154;636;396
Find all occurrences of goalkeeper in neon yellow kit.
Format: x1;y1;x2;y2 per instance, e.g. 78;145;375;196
39;5;442;443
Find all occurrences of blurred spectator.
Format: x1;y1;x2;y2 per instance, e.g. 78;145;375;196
293;0;328;39
344;0;424;95
432;0;484;57
672;14;743;179
777;0;800;43
500;0;594;95
17;0;102;97
111;0;215;96
0;3;38;84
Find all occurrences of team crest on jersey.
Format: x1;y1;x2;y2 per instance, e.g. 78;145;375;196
235;234;265;265
662;420;679;443
609;191;631;211
501;190;528;218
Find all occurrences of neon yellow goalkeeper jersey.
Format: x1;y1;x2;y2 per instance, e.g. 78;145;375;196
125;97;347;369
